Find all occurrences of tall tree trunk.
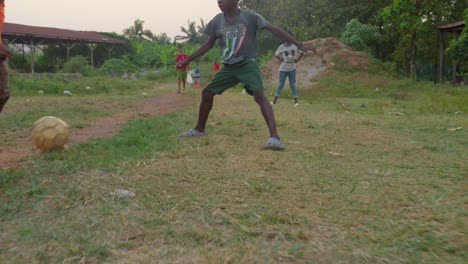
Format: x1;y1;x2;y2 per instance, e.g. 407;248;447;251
409;32;417;80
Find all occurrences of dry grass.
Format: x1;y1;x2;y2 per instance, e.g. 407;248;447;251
1;83;467;263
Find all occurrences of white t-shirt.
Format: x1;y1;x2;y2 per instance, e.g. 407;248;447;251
275;43;302;72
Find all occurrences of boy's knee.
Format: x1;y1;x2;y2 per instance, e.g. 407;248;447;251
253;91;267;103
202;88;215;97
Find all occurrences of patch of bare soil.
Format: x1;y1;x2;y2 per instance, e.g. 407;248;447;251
261;37;369;87
0;92;192;170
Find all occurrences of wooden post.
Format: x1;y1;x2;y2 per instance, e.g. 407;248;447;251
30;40;35;74
66;42;76;61
438;30;445;83
88;44;97;67
452;31;460;85
106;45;114;59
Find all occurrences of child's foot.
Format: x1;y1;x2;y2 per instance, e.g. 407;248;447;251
180;128;206;137
262;137;285;150
294;103;300;107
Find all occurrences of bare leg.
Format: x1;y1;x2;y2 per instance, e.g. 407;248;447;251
0;95;8;112
254;90;280;139
182;77;186;93
177;78;181;94
194;88;215;132
0;61;9;113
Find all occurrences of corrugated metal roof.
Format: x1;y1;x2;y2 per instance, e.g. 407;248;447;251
2;22;127;45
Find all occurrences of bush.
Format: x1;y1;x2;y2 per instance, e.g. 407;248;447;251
340;19;381;55
100;57;139;76
62;56;94;76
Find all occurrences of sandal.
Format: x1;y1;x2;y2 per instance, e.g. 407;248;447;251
180;128;206;138
263;137;285;150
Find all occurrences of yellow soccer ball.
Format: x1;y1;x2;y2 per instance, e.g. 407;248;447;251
31;116;71;151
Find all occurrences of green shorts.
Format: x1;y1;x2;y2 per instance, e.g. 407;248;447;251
205;60;264;95
177;70;187;79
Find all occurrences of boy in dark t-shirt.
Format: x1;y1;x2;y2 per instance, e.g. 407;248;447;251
177;0;314;150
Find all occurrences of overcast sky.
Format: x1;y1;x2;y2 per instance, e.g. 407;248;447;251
6;0;221;38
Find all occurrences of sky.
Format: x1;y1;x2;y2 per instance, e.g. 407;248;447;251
6;0;221;39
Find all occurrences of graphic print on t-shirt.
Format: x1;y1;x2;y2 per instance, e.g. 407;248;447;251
221;24;247;62
284;50;296;62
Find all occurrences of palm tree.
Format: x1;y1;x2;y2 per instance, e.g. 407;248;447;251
174;20;205;44
174;20;198;43
123;19;154;41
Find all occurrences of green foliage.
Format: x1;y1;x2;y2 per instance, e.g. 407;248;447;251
140;69;175;81
61;56;94;76
174;19;207;45
303;67;468;114
379;0;466;78
10;74;151;96
340;19;381;54
100;57;139;76
122;19;154;41
447;9;468;68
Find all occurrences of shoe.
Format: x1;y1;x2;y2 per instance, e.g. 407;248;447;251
294;103;300;107
180;128;206;137
262;137;285;150
270;101;274;105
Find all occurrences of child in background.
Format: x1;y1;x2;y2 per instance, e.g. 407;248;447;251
192;68;201;87
0;0;13;113
174;44;188;94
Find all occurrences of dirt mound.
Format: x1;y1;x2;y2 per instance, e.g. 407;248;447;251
261;37;370;87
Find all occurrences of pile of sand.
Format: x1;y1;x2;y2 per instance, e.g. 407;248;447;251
261;37;370;88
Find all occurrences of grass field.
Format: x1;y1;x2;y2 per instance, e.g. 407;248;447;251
0;72;467;263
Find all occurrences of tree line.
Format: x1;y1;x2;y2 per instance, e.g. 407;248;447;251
239;0;467;81
9;0;467;81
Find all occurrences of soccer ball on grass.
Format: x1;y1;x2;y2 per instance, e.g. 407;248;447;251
31;116;70;151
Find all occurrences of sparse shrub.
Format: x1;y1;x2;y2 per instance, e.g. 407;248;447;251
62;56;94;76
100;57;139;76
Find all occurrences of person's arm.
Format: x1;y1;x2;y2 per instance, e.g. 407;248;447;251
264;24;316;53
0;46;12;59
177;37;216;69
275;55;283;63
295;52;304;63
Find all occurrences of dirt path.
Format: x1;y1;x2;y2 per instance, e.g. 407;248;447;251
0;92;192;170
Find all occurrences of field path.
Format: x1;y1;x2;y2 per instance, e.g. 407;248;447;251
0;92;192;169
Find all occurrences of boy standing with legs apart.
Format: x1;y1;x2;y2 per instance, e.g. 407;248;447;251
271;40;303;107
178;0;313;150
174;44;188;94
0;0;13;113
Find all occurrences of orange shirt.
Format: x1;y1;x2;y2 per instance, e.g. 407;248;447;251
0;2;5;46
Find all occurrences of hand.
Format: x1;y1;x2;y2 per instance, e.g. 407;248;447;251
176;58;190;70
0;46;13;59
299;43;317;54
